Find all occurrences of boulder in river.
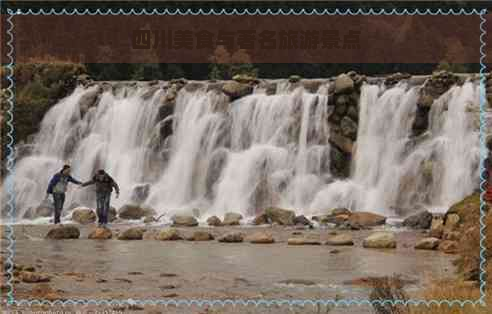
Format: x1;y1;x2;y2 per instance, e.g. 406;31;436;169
247;232;275;244
71;208;97;224
221;81;253;101
362;232;396;249
117;227;146;240
46;226;80;239
88;227;112;240
414;237;440;250
118;204;156;220
218;232;244;243
348;212;386;227
264;207;296;226
287;237;321;245
252;213;269;225
223;212;243;226
325;234;354;246
188;231;214;241
172;215;199;227
429;217;444;238
294;215;312;226
402;210;433;229
206;216;222;227
156;228;183;241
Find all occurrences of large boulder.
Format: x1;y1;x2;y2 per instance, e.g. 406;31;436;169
206;216;222;227
264;207;296;226
444;214;460;231
171;215;198;227
294;215;312;226
334;74;354;94
156;228;183;241
46;226;80;239
20;271;50;283
247;232;275;244
71;208;97;225
88;227;113;240
429;216;444;238
117;227;146;240
402;211;433;229
218;232;244;243
348;212;386;227
118;205;156;220
415;237;440;250
325;234;354;246
222;212;243;226
221;82;253;101
362;232;396;249
188;231;214;241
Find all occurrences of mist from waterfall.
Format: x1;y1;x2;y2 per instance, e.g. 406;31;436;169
4;79;481;222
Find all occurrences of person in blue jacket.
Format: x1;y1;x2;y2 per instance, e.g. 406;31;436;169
47;164;83;224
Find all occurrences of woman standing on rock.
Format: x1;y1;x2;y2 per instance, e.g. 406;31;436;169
46;164;83;225
81;169;120;227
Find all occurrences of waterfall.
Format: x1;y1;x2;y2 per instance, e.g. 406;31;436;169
4;78;481;222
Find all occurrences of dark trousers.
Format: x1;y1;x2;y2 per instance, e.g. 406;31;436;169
52;193;65;224
96;193;111;224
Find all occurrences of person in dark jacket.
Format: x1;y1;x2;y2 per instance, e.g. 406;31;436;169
81;169;120;227
47;164;83;224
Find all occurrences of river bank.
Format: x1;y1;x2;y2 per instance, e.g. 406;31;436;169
1;223;457;314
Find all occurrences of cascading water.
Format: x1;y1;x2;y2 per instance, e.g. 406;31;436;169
3;77;482;223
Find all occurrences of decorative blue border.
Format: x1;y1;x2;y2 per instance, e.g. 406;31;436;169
2;7;488;309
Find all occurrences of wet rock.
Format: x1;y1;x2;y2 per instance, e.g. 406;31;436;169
233;74;259;84
117;227;146;240
252;213;269;225
384;72;411;86
340;116;358;141
218;232;244;243
223;212;243;226
88;227;112;240
71;208;97;224
438;240;459;254
142;230;159;240
20;271;50;283
294;215;311;226
335;74;354;94
348;212;386;227
287;237;321;245
325;234;354;246
247;232;275;244
188;231;214;241
402;210;433;229
171;215;198;227
118;204;156;220
264;207;296;225
222;81;253;101
156;228;183;241
362;232;396;249
429;217;444;238
206;216;222;226
46;226;80;239
444;214;460;231
329;132;354;155
78;86;101;116
414;237;440;250
131;183;150;204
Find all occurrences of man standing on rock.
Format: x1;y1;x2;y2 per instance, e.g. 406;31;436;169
47;164;83;225
81;169;120;227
